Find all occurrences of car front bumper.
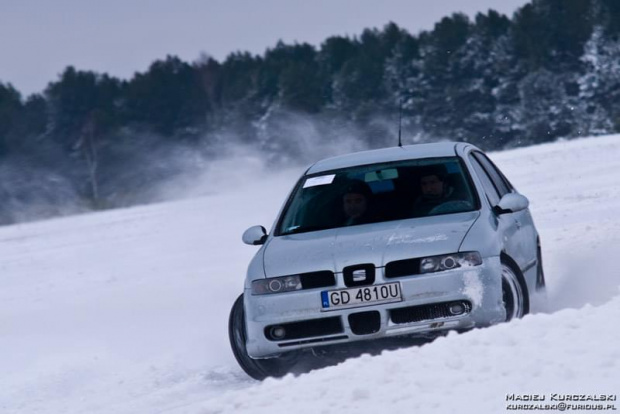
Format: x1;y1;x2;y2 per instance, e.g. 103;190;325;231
244;256;505;358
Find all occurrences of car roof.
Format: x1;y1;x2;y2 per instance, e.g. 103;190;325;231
306;142;466;175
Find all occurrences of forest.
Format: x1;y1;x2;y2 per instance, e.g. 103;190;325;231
1;0;619;224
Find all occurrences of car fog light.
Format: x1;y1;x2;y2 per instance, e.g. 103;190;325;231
449;302;465;315
270;326;286;339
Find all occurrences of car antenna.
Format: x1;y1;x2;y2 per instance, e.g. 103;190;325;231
398;97;403;148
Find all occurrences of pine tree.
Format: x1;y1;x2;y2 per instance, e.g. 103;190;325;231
124;56;208;138
575;26;615;135
0;83;22;156
414;13;473;141
518;69;576;143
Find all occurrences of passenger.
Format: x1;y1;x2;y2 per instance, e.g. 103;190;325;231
342;180;373;226
412;165;456;216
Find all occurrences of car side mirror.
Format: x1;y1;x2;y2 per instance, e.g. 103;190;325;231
494;193;529;215
242;225;268;245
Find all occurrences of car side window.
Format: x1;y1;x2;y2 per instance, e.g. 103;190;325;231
469;154;500;206
472;152;512;197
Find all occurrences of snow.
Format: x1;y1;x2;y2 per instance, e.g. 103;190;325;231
1;134;619;413
461;270;484;307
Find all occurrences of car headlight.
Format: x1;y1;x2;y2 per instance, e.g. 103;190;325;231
252;275;302;295
419;252;482;274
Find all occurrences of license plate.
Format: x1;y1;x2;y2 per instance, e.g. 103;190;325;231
321;282;402;311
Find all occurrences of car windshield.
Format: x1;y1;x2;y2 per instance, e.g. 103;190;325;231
278;157;478;236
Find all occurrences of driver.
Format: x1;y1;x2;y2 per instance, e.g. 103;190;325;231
412;165;456;216
342;180;373;226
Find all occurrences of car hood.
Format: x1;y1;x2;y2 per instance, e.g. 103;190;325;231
263;211;480;277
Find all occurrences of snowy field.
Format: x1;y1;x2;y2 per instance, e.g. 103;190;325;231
1;135;619;413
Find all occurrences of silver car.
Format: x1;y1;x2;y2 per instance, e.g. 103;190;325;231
229;142;546;379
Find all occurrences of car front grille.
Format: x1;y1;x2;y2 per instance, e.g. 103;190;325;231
348;310;381;335
299;270;336;289
385;258;421;278
343;263;375;287
390;300;472;324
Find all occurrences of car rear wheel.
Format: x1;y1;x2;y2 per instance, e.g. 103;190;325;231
536;244;546;290
501;262;528;321
228;294;299;380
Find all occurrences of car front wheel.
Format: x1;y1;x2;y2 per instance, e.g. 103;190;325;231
501;261;528;321
228;294;298;380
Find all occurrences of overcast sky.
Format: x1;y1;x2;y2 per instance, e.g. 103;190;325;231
0;0;530;96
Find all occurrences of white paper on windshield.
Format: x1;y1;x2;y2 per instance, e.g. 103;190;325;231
303;174;335;188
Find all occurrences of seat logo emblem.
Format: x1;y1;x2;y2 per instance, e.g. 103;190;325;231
352;269;367;282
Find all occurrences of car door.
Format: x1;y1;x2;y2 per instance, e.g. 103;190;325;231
467;151;535;273
472;151;538;272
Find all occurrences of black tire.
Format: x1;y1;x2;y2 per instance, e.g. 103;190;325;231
228;294;298;380
500;259;529;322
536;243;546;290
